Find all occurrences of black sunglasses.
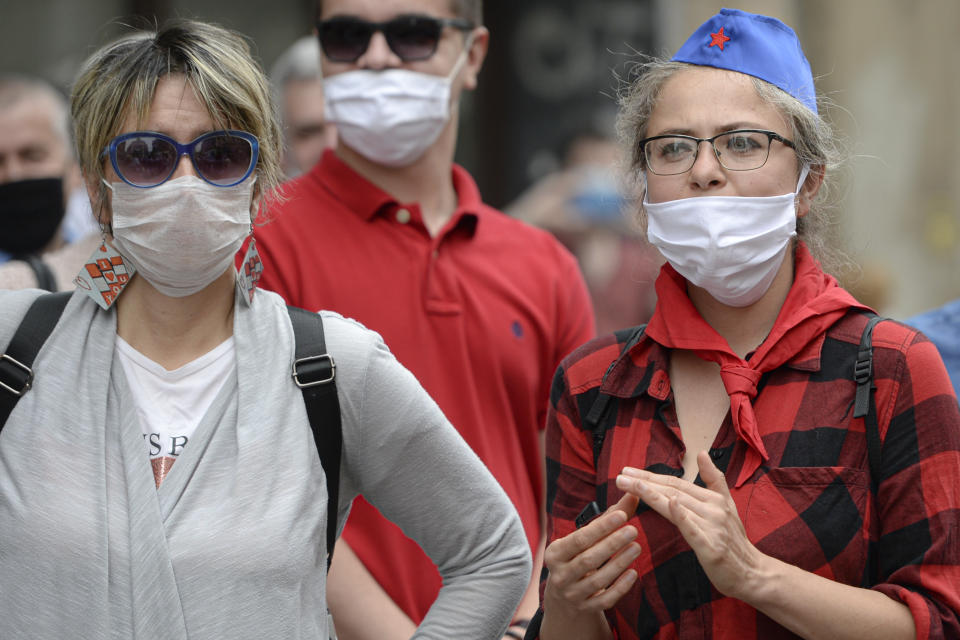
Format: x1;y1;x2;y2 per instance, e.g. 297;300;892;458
317;15;474;63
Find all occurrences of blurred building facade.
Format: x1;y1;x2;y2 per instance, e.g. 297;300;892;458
2;0;957;318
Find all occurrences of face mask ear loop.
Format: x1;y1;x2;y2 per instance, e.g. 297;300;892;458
446;31;476;82
97;177;115;237
795;164;811;195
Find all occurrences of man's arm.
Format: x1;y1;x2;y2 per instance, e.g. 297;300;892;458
503;430;548;639
327;540;417;640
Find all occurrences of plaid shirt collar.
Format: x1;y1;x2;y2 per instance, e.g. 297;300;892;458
600;243;849;403
600;332;829;402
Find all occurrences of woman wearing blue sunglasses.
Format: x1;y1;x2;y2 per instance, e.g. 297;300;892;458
0;19;529;639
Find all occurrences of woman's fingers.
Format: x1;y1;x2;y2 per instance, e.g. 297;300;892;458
607;488;641;520
582;551;641;610
560;539;643;604
697;450;732;499
543;492;644;612
616;460;763;601
620;464;716;501
547;488;640;563
547;518;638;580
545;508;628;565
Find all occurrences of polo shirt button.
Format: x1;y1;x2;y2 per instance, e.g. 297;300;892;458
395;208;411;224
431;249;439;259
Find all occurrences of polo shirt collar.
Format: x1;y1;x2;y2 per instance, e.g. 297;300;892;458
312;149;482;234
312;149;394;221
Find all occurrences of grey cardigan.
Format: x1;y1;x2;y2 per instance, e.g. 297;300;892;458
0;288;530;639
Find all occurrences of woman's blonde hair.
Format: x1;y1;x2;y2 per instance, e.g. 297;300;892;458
72;19;283;220
616;57;850;275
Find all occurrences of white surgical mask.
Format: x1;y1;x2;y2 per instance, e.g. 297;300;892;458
107;175;254;297
323;45;470;167
644;167;810;307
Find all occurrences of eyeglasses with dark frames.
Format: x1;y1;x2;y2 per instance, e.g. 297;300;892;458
639;129;797;176
317;14;474;63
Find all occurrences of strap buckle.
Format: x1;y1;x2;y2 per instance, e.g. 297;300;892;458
292;354;336;388
853;350;872;385
0;353;34;397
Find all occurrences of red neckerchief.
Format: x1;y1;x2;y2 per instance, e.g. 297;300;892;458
645;243;869;486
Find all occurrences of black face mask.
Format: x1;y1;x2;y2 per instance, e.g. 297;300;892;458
0;177;66;255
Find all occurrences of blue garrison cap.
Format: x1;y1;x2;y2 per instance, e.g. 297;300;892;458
671;8;818;114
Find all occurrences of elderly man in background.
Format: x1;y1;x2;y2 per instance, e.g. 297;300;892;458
0;73;98;290
270;35;338;177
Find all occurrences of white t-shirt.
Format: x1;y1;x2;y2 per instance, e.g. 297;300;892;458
116;336;235;487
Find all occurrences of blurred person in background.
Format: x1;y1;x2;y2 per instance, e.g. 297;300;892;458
251;1;596;639
270;35;338;177
0;73;99;290
507;130;661;335
908;297;960;394
0;19;530;639
531;8;959;639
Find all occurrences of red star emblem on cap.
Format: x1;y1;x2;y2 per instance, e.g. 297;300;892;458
709;26;731;50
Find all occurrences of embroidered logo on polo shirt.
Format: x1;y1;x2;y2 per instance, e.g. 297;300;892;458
511;320;524;339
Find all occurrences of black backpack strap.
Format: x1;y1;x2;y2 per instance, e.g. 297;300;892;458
0;291;71;431
20;254;58;292
522;609;544;640
852;313;886;491
585;325;647;468
575;324;646;521
287;306;342;570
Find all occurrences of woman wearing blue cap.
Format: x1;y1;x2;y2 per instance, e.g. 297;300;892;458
529;8;960;640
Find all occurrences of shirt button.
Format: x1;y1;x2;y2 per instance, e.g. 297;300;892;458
431;249;439;259
395;208;411;224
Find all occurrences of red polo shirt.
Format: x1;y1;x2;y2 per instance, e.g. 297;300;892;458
253;149;595;620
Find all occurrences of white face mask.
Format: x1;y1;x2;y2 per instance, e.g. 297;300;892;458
107;175;254;298
644;167;810;307
323;45;471;167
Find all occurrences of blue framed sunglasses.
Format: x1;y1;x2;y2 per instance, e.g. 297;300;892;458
103;130;259;188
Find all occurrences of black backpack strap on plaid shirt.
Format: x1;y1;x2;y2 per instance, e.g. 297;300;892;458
852;313;887;492
572;324;646;527
287;305;342;571
584;325;647;467
0;291;71;428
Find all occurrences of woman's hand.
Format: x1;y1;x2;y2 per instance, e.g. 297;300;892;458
616;450;765;601
540;492;642;639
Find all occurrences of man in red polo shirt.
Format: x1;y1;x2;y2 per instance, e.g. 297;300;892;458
252;1;595;638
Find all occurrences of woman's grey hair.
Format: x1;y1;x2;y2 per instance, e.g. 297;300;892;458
616;57;850;275
71;19;284;221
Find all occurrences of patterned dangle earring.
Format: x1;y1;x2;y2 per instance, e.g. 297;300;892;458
236;228;262;307
73;218;136;310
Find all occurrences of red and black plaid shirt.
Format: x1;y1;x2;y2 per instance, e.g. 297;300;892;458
544;311;960;638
